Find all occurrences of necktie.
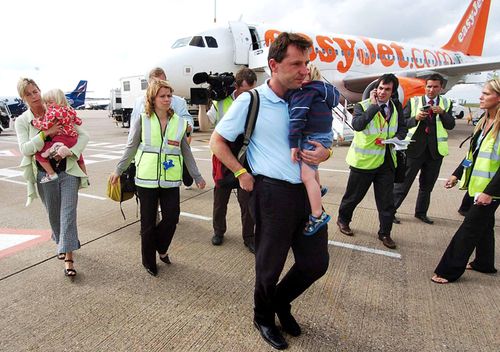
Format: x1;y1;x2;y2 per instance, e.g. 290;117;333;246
380;103;387;118
425;99;434;134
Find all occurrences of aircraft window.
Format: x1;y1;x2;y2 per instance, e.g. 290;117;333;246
328;49;332;55
205;36;218;48
172;37;191;49
123;81;130;92
116;98;122;104
372;53;375;59
140;79;148;90
335;49;338;55
189;36;205;47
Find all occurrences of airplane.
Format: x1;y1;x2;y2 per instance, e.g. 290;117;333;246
160;0;500;110
65;80;88;109
0;80;88;117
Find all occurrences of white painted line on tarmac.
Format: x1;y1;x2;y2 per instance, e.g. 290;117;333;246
195;158;212;162
0;234;39;251
0;178;106;200
319;168;350;173
0;169;23;177
180;212;212;221
87;154;121;160
328;240;402;259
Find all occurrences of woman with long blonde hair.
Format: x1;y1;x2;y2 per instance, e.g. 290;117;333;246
432;78;500;283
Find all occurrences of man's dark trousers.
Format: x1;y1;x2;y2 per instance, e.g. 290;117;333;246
393;148;443;216
338;162;395;235
213;186;254;243
250;176;329;325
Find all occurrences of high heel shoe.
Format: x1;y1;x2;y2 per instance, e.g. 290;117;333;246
159;253;171;265
64;259;77;277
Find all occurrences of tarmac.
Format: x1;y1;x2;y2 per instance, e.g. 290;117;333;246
0;110;498;352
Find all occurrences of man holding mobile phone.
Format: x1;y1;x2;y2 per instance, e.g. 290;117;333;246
337;74;407;249
393;73;455;224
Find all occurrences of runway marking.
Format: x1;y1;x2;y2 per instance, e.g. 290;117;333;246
0;228;52;259
0;178;106;200
0;169;23;177
328;240;402;259
180;212;212;221
87;154;121;160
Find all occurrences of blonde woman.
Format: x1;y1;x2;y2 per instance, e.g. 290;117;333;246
432;78;500;284
15;78;89;277
110;80;205;276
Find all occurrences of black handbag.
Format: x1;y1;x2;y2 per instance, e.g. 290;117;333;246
394;151;406;183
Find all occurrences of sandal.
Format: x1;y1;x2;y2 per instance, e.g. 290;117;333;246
57;253;66;260
64;259;77;277
431;275;448;284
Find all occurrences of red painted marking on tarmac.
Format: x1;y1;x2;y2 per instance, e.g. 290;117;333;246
0;228;52;259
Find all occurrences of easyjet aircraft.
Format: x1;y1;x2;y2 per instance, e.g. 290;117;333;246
161;0;499;107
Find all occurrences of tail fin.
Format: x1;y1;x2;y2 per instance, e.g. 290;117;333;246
441;0;491;56
65;80;87;108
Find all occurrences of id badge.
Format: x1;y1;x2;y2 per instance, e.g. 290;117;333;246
462;159;472;168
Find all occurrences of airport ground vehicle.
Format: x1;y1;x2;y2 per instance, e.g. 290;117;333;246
0;101;13;135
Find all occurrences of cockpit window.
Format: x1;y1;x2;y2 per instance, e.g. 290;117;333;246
171;37;191;49
189;36;205;47
205;36;218;48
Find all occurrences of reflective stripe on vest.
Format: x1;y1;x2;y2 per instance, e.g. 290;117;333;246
135;112;187;188
346;99;398;170
214;96;233;126
406;96;450;156
460;129;500;197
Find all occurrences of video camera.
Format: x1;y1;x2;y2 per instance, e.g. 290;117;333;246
190;72;235;105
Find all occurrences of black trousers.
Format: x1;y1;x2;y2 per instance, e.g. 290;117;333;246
434;200;499;282
338;166;395;236
250;176;329;326
183;162;193;187
213;186;254;243
393;149;443;215
137;186;180;271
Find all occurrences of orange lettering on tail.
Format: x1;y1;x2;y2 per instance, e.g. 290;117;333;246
442;0;490;56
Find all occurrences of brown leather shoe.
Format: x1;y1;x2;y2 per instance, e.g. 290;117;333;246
336;220;354;236
379;235;396;249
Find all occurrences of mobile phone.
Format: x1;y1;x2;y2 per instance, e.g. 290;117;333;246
421;105;431;111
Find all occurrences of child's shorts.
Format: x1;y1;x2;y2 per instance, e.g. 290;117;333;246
300;131;333;170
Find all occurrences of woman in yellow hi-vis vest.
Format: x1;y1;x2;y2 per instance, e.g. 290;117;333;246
111;80;206;276
432;78;500;284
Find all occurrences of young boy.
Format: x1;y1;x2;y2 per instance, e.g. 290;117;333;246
33;89;86;182
288;63;339;235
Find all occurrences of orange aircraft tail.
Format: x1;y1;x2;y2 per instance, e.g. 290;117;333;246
442;0;490;56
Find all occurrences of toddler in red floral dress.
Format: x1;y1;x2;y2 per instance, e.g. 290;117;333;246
33;89;86;183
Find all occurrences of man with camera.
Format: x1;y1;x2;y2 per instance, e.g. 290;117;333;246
393;73;455;225
337;74;406;249
208;67;257;253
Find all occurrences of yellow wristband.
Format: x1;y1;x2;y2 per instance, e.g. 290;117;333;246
39;131;45;141
234;168;247;178
328;148;333;159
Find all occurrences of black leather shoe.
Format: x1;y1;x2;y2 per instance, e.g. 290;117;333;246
336;220;354;236
159;253;171;264
144;266;158;277
276;311;301;336
211;234;224;246
415;214;434;224
244;241;256;254
253;320;288;350
458;209;468;216
379;236;396;249
393;216;401;224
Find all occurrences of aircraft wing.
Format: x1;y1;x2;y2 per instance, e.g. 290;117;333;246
342;56;500;93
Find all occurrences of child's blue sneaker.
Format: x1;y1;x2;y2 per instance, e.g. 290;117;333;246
304;211;331;236
320;186;328;197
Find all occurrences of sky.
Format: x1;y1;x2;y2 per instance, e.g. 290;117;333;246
1;0;499;102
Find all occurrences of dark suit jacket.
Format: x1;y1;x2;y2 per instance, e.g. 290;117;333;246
404;95;455;159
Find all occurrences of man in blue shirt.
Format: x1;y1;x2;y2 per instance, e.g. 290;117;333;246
210;32;330;350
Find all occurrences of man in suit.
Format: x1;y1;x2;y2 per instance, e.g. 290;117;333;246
337;74;407;249
393;73;455;224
